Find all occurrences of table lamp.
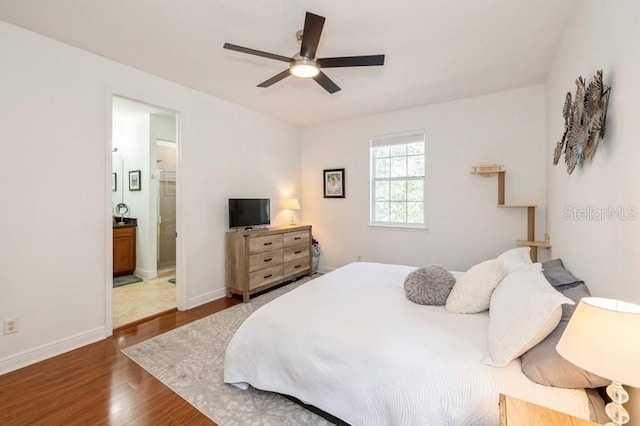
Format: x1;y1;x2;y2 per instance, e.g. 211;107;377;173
282;198;300;225
556;297;640;426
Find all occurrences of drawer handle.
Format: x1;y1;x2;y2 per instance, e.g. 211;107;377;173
294;265;302;269
294;250;302;254
294;237;301;240
264;242;273;246
264;258;272;262
264;274;273;279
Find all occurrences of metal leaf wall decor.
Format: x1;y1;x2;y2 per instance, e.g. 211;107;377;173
553;69;611;174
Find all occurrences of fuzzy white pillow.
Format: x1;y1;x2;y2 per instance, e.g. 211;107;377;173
497;247;533;274
445;259;506;314
484;265;574;367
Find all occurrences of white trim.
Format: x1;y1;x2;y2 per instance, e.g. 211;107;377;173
187;288;227;310
134;267;157;280
0;327;105;375
367;223;428;231
104;86;114;335
175;112;187;311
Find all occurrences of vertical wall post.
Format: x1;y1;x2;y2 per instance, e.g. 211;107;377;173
527;206;537;262
497;171;505;206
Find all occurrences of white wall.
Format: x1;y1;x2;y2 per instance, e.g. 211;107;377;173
301;86;547;272
0;20;300;373
544;0;640;303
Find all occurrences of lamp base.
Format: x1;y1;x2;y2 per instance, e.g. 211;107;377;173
290;212;296;226
604;382;630;426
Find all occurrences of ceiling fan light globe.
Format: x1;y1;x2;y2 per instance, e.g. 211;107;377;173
290;58;319;78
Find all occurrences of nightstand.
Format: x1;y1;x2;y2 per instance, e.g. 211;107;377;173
499;394;598;425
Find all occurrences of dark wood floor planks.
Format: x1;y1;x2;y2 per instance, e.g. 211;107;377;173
0;297;241;425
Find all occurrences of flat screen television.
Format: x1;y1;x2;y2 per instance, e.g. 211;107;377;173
228;198;270;229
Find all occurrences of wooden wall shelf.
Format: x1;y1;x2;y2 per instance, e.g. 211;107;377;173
517;239;552;248
471;164;505;176
472;165;550;261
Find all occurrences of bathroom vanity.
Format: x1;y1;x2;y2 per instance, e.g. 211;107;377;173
113;218;137;277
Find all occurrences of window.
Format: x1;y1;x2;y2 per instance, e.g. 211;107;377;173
370;131;425;228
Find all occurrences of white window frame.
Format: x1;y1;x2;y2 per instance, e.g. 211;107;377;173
369;131;426;229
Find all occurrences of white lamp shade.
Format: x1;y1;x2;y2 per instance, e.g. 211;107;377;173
281;198;300;210
556;297;640;387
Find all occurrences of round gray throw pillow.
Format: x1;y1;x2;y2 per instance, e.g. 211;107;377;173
404;265;457;305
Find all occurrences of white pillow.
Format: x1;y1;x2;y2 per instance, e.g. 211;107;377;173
445;259;506;314
497;247;533;274
484;266;574;367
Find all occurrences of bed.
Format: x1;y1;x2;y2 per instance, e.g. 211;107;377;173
224;262;599;425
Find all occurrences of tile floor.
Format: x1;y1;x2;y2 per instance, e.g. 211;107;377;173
113;269;176;329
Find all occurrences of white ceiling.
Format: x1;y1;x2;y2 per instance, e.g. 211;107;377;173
0;0;575;127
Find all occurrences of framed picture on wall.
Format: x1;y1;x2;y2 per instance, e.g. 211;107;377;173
323;168;345;198
112;173;117;192
129;170;141;191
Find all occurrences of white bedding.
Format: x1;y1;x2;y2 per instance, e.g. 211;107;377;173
224;262;591;425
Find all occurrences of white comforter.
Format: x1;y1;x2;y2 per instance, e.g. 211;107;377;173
224;262;590;425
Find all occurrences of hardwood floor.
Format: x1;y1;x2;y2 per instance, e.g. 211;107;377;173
0;297;242;425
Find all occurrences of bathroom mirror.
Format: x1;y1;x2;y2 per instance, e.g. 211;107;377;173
112;152;124;212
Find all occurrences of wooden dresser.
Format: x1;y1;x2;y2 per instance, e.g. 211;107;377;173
225;225;312;302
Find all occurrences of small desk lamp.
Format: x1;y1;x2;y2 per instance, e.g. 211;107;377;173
282;198;300;225
557;297;640;426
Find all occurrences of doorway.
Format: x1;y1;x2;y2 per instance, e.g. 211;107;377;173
111;96;179;329
157;140;176;272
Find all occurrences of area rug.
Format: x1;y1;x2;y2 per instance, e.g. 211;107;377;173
112;274;143;288
122;276;333;426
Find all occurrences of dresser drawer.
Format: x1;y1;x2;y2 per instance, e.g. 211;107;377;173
283;230;309;247
283;245;309;263
249;234;283;254
284;258;310;278
113;226;136;238
249;265;284;290
249;249;284;272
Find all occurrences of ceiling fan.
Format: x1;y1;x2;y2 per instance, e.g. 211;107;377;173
223;12;385;94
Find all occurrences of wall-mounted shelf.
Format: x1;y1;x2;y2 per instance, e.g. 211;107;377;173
517;237;552;248
471;164;505;176
472;165;550;261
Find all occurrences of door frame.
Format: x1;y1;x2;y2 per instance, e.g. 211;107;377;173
104;88;187;335
155;138;177;271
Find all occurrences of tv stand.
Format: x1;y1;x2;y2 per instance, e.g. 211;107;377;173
225;225;312;302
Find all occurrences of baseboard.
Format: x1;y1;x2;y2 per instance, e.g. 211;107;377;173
134;267;157;280
0;327;105;375
187;287;227;309
317;266;335;274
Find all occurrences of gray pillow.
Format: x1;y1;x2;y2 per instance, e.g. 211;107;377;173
541;258;584;292
520;283;609;388
404;265;456;306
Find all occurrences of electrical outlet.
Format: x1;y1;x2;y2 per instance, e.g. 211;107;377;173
4;318;18;335
356;256;362;262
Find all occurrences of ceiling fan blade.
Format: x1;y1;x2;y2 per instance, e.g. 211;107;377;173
317;54;385;68
257;69;291;88
300;12;325;59
313;71;341;94
223;43;292;63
